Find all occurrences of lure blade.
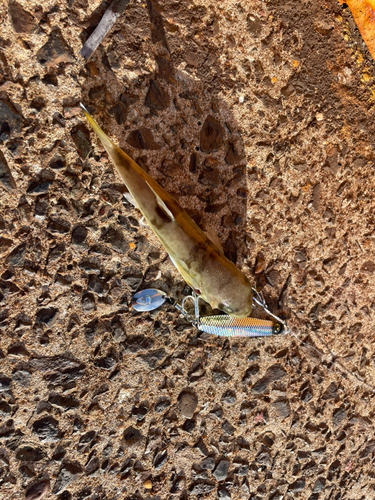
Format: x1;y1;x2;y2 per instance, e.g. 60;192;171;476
198;315;284;337
132;289;167;312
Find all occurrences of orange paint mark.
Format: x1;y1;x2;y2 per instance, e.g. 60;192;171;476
339;0;375;60
292;60;299;67
302;184;311;193
271;76;278;83
129;242;136;250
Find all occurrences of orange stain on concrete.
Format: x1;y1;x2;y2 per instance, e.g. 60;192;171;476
339;0;375;59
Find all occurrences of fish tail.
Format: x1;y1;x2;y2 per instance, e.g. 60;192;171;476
80;103;117;154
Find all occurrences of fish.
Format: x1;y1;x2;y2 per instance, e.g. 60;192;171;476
80;104;253;318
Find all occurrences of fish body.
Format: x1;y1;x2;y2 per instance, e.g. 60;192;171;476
81;104;253;317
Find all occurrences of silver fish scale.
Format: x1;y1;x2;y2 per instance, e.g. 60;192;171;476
198;315;281;337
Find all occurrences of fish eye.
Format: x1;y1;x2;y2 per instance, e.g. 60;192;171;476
272;323;284;335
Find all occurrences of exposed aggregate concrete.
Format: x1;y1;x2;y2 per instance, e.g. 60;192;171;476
1;0;375;499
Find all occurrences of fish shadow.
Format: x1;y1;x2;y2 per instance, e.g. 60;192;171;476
79;0;280;316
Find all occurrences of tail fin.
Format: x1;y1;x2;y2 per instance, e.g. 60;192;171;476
80;103;117;154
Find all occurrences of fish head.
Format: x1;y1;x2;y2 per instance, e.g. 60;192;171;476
216;282;253;318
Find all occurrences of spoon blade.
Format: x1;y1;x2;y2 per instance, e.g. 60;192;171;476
131;289;167;312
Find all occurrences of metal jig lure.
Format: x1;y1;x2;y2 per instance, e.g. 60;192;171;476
131;288;286;338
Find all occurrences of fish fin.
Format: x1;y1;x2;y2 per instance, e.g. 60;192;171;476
169;255;178;268
145;181;175;222
169;255;195;289
204;227;225;255
123;191;139;208
80;103;116;153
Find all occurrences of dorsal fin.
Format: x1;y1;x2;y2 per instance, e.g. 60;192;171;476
204;227;224;255
146;181;175;222
123;191;139;208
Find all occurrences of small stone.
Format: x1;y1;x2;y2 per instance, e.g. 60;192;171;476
235;464;248;476
52;113;65;127
109;103;128;125
212;369;231;384
94;355;115;369
189;152;197;173
242;364;260;382
252;364;287;394
222;390;236;405
25;479;50;500
71;226;88;246
178;390;198;418
88;275;104;296
312;183;321;210
198;168;221;186
35;308;58;326
49;157;65;169
47;217;71;234
155;398;170;413
32;417;60;442
0;150;16;191
0;401;11;416
200;116;224;152
8;0;36;33
213;460;229;481
247;14;262;35
0;100;22;136
266;269;281;286
126;128;160;150
170;475;186;494
85;456;100;475
15;445;46;462
0;237;12;254
210;405;223;420
7;243;25;266
30;96;46;112
101;226;128;253
139;348;166;368
71;129;91;159
218;487;231;500
200;457;215;470
123;426;144;447
89;86;105;100
37;28;74;67
222;420;235;436
361;260;375;275
144;479;152;489
321;382;337;400
52;462;82;494
12;369;31;387
333;406;346;428
153;450;167;469
190;482;215;495
289;479;305;492
156;55;175;83
145;80;170;111
312;477;326;493
225;142;240;165
27;177;54;195
132;404;148;421
272;400;290;419
255;256;265;274
49;394;79;409
34;197;49;219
